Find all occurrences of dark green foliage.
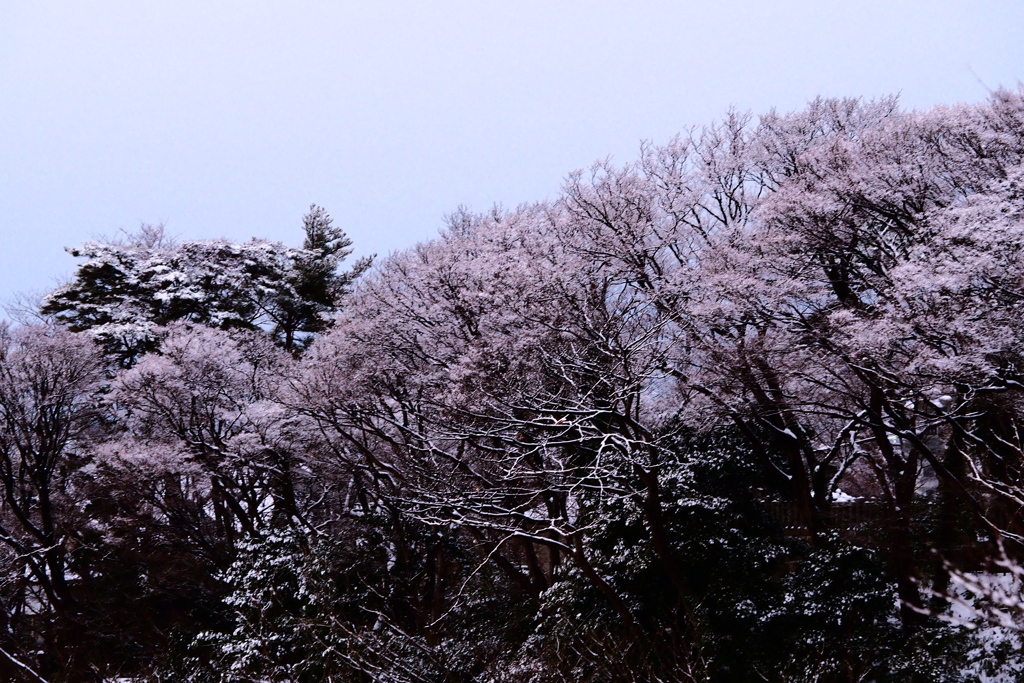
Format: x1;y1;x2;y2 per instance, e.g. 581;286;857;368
161;511;534;683
273;205;372;351
756;542;973;682
490;435;975;682
41;209;370;362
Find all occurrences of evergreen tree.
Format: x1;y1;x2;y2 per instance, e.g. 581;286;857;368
41;210;370;362
273;205;372;351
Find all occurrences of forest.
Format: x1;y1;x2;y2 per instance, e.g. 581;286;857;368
2;90;1024;682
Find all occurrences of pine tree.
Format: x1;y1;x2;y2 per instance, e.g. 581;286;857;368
41;210;371;362
273;205;372;351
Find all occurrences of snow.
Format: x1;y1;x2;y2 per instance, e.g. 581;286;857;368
831;488;857;503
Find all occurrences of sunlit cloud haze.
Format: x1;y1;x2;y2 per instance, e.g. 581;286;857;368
1;0;1021;300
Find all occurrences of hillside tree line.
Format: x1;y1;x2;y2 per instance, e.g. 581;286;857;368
3;90;1024;681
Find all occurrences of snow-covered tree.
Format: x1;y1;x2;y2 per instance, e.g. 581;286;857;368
292;87;1024;645
0;324;107;680
271;205;372;352
111;325;303;540
42;210;369;363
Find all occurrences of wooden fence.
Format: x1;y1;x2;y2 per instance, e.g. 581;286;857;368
762;499;888;546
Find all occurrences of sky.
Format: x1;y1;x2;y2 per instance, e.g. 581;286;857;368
1;1;1023;302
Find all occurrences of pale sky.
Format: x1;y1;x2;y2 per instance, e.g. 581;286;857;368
2;1;1022;301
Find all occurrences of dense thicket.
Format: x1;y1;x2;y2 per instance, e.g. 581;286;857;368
3;92;1024;681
